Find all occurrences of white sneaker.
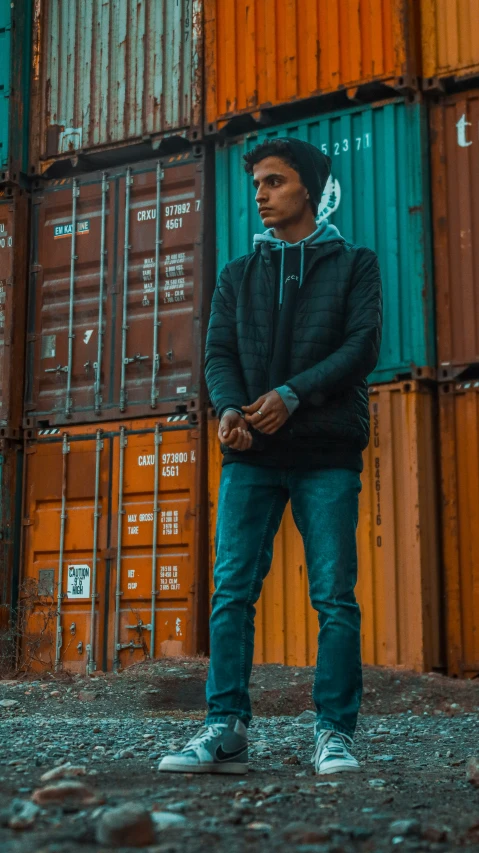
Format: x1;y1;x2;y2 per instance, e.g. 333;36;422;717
311;728;360;775
158;715;248;775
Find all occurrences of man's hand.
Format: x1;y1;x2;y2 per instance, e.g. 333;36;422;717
242;390;289;435
218;410;253;451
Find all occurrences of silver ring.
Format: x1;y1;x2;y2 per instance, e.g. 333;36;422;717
257;409;263;417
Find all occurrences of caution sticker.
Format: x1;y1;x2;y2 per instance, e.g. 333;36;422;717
67;564;91;598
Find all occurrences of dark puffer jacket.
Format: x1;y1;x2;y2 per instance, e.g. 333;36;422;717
205;239;383;467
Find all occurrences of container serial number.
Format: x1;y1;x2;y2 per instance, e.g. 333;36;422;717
320;134;372;156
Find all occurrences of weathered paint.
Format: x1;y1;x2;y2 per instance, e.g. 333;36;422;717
430;91;479;378
439;381;479;678
0;187;29;436
421;0;479;84
204;0;419;132
29;0;203;174
25;150;214;426
208;382;443;672
20;416;209;674
215;100;436;384
0;0;33;181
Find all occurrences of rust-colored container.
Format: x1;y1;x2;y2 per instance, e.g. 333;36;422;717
421;0;479;86
208;382;442;672
29;0;203;176
0;439;23;673
438;381;479;677
20;415;209;674
24;150;214;428
430;91;479;379
204;0;419;132
0;186;29;437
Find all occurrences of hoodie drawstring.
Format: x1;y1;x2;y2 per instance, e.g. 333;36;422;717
279;241;286;308
299;241;305;289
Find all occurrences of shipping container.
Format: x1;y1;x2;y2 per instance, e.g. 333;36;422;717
430;91;479;379
29;0;203;177
0;0;32;182
208;382;443;672
0;440;23;674
0;186;29;436
24;150;214;428
421;0;479;86
215;101;436;384
205;0;420;133
438;381;479;677
20;415;209;674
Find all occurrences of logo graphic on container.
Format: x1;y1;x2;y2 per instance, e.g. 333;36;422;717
317;176;341;223
54;220;90;239
67;564;91;598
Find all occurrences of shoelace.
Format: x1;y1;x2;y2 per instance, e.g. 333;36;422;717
182;724;225;752
311;730;352;765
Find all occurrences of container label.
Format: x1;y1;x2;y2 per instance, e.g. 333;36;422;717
0;220;12;250
67;564;91;598
317;176;341;222
54;220;90;239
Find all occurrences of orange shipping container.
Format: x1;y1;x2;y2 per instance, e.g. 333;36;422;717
421;0;479;85
208;382;443;672
20;415;209;674
439;382;479;678
430;90;479;379
204;0;419;132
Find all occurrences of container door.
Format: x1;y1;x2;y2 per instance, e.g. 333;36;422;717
28;176;112;422
0;0;11;171
21;431;109;674
108;423;200;670
115;156;204;414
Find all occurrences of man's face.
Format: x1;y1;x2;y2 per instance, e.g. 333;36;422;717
252;156;311;229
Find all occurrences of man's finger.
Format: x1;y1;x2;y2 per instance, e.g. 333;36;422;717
242;396;265;414
244;407;271;425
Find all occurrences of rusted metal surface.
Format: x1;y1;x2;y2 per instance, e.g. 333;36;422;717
438;382;479;678
20;415;209;674
204;0;419;133
0;0;33;183
24;150;214;427
208;383;443;672
430;91;479;379
0;187;29;437
0;439;23;671
29;0;203;176
421;0;479;85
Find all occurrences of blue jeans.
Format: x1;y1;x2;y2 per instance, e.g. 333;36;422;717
206;463;363;738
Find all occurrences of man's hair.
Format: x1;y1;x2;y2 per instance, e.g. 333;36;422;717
243;139;300;176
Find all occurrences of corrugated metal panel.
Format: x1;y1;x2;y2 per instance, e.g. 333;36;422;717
208;383;443;672
421;0;479;83
25;150;214;427
439;381;479;678
0;440;23;673
204;0;419;131
430;91;479;379
0;187;29;436
20;416;209;674
29;0;203;174
215;101;436;384
0;0;32;180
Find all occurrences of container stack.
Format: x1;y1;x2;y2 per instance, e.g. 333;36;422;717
206;0;479;675
12;0;212;675
3;1;479;677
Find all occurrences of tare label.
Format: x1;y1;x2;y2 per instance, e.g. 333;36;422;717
54;219;90;239
67;564;91;598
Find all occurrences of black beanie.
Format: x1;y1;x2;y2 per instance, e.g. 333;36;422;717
276;137;332;215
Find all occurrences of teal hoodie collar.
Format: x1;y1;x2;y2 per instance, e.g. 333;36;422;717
253;220;345;308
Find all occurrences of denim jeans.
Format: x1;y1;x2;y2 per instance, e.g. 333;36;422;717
205;463;363;738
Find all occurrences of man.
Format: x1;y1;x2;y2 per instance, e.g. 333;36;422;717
159;137;382;776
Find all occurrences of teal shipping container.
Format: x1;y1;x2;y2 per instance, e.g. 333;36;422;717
0;0;32;182
215;101;435;384
29;0;203;176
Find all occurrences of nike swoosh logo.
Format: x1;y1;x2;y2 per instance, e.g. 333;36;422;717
215;744;247;762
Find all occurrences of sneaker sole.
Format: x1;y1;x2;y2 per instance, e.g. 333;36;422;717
158;761;248;775
316;763;360;775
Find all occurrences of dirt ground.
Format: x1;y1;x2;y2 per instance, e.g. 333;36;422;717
1;657;479;852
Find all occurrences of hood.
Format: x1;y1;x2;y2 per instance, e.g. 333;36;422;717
253;220;345;308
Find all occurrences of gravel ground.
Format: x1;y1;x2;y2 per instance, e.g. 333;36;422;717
1;658;479;852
